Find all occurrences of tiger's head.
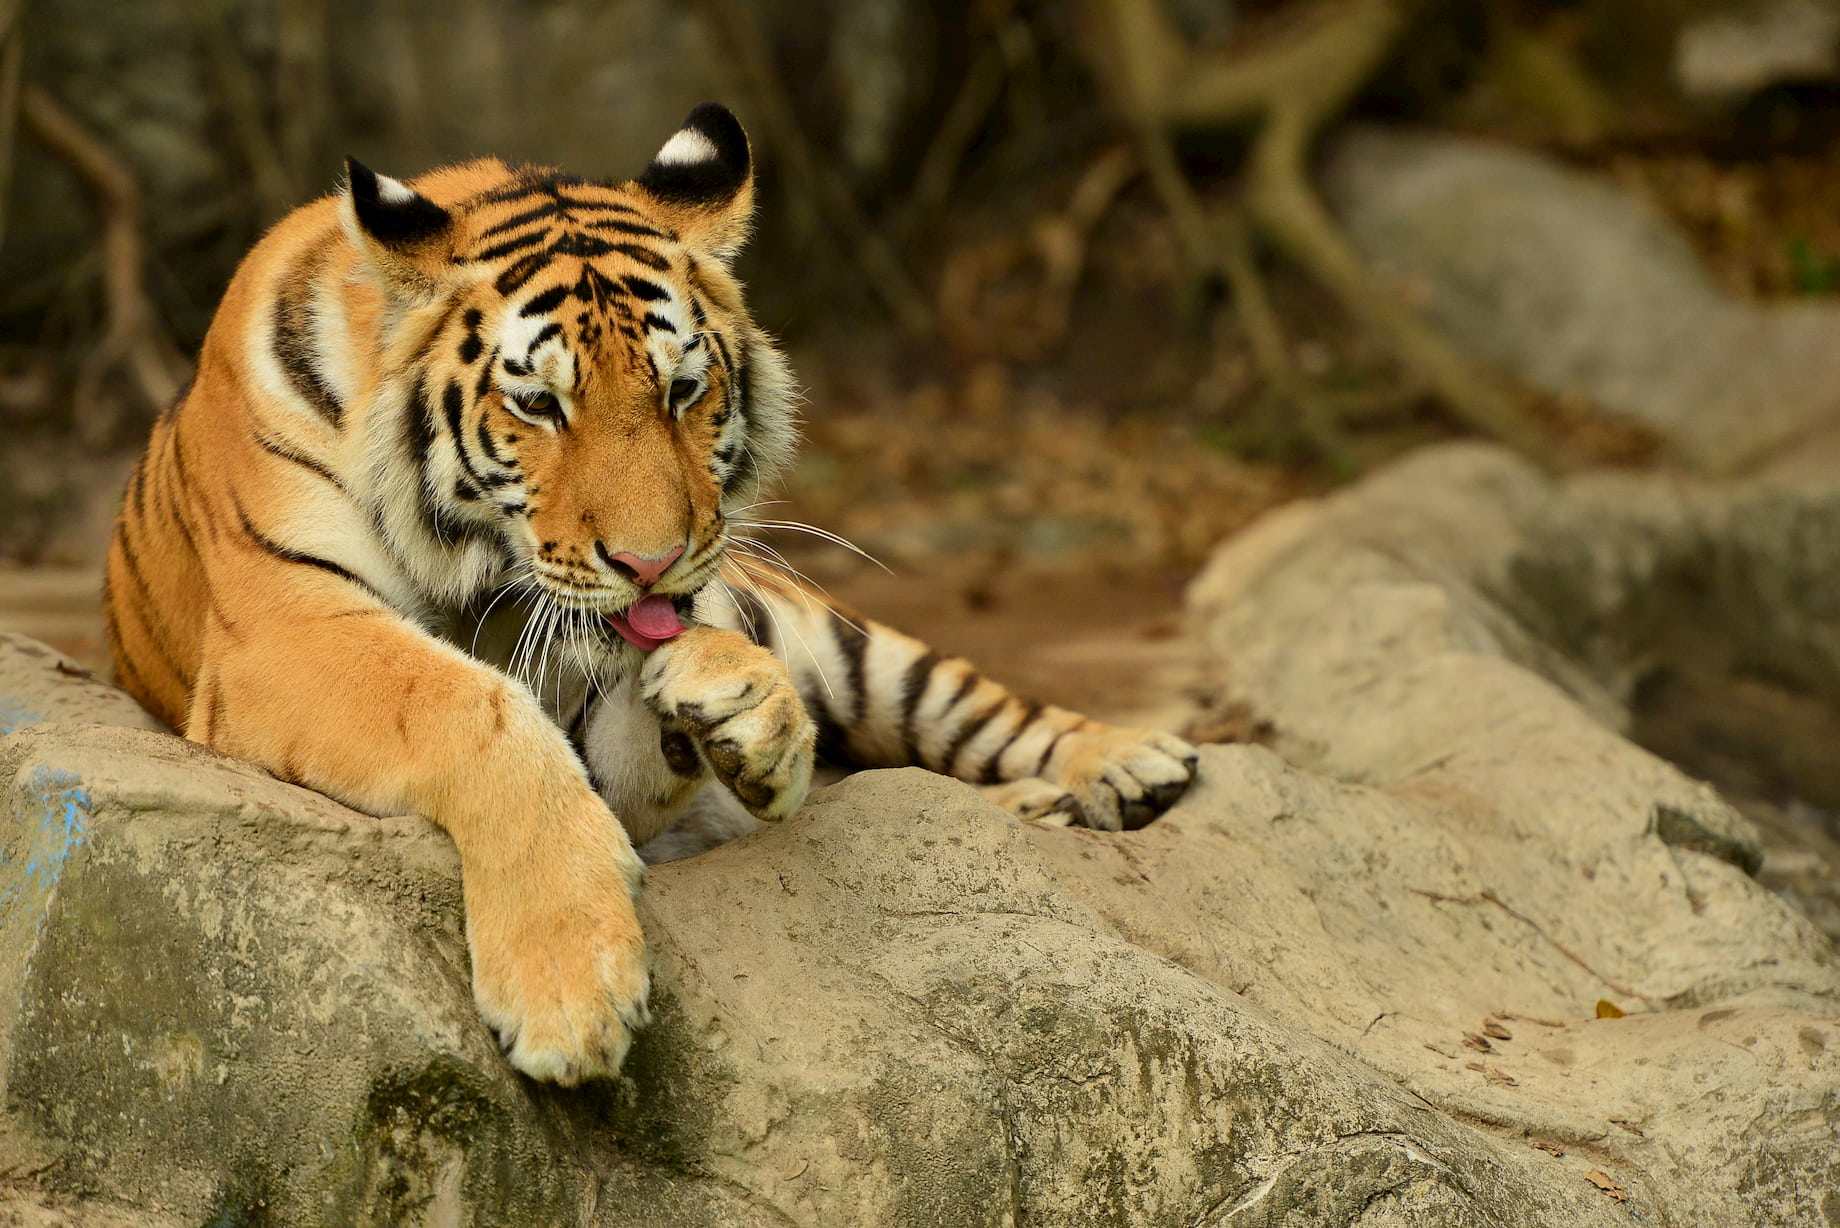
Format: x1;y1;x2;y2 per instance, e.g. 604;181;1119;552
338;104;796;645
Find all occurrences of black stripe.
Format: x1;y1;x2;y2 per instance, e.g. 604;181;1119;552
443;380;514;490
939;699;1009;777
567;681;599;762
945;669;981;714
475;345;501;399
163;432;212;551
980;699;1042;784
1033;726;1073;778
476;418;514;467
253;429;346;492
898;649;942;763
111;528;191;687
623;276;670;302
612;242;670;271
552;191;638;213
526;322;562;354
583;216;667;238
495;253;549;296
235;496;387;604
725;340;757;494
458;308;484;365
271;246;343;426
642;311;677;334
476;201;563;241
732;588;772;647
519;284;571;317
829;609;870;728
127;445;150;523
802;683;853;764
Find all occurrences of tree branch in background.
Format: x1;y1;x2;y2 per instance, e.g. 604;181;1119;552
1085;0;1556;466
0;0;24;255
892;0;1031;245
698;0;934;335
200;0;296;222
21;85;189;441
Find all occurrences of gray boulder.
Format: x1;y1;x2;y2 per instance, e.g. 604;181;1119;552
1326;126;1840;472
3;446;1840;1223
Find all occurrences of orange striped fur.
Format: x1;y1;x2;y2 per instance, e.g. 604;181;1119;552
106;105;1196;1085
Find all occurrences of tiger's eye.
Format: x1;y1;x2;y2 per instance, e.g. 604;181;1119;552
669;378;700;407
525;391;558;414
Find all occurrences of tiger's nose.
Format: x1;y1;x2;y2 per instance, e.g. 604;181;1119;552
596;543;685;588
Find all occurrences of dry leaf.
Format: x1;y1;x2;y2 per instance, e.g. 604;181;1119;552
782;1159;809;1181
1463;1033;1494;1052
1482;1020;1513;1040
1424;1042;1457;1059
1464;1060;1519;1086
1610;1118;1645;1137
1532;1141;1565;1157
1583;1170;1629;1202
1595;1000;1626;1019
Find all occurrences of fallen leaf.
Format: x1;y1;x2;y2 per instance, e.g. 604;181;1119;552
1462;1033;1493;1052
1610;1118;1645;1137
782;1159;809;1181
1464;1061;1519;1086
1531;1141;1565;1157
1595;1000;1626;1019
1481;1020;1513;1040
1583;1170;1629;1202
1423;1042;1457;1059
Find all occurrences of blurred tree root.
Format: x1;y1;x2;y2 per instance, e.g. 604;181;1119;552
1083;0;1555;467
19;85;188;443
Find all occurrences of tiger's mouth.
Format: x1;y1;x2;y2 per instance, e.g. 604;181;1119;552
605;594;685;651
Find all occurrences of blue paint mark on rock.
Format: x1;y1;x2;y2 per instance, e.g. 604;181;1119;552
0;767;91;924
0;699;42;736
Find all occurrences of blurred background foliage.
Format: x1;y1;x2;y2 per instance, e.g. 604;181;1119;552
3;0;1840;575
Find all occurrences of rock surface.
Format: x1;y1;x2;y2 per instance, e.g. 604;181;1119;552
3;447;1840;1224
1326;126;1840;473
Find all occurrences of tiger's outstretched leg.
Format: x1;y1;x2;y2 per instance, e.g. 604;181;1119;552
706;574;1198;830
188;554;650;1087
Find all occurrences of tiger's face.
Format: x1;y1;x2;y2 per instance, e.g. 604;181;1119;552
342;106;795;635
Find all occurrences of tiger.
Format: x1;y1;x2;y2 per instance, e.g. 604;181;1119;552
103;103;1199;1086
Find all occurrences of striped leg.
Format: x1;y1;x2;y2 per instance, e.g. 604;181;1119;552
710;573;1198;831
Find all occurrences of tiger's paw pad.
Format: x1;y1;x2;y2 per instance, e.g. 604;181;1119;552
642;626;816;821
1049;726;1199;832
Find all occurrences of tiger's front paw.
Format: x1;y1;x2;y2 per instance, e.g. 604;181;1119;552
641;625;816;821
1045;725;1199;832
465;811;651;1085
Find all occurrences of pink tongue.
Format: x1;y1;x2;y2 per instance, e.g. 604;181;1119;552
624;594;684;641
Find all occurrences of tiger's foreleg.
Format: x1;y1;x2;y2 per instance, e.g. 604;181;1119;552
714;580;1198;830
193;566;649;1086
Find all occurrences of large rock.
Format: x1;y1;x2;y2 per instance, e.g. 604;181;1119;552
1326;126;1840;473
2;448;1839;1224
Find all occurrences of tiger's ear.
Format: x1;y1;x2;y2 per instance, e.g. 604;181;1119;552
634;103;754;264
340;158;458;296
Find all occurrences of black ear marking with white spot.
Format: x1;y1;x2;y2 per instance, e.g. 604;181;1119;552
344;157;452;247
637;103;751;207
